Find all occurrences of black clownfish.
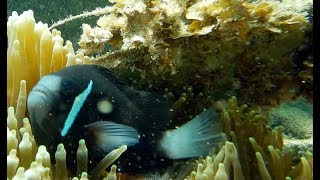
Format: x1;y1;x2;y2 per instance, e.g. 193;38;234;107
27;64;226;174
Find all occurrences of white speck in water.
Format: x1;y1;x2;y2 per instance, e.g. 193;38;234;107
97;99;113;114
137;156;141;161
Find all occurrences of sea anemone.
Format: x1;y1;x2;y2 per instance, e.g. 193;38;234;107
7;81;127;179
6;10;125;179
7;10;90;111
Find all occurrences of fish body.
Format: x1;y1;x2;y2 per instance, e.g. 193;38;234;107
27;64;226;174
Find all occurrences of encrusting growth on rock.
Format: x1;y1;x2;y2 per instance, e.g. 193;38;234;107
74;0;312;107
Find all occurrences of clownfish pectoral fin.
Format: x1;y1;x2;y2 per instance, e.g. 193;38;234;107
158;107;227;159
85;121;139;153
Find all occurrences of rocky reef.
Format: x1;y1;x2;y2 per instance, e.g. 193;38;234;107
270;97;313;139
77;0;313;107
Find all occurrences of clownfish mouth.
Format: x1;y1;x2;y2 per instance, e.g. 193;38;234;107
27;76;64;136
28;74;63;106
28;86;49;104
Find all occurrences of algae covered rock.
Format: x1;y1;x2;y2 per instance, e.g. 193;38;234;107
77;0;313;107
270;97;313;139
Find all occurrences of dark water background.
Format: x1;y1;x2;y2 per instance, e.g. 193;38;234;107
7;0;111;49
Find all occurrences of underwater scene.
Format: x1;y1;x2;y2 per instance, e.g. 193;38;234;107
7;0;313;179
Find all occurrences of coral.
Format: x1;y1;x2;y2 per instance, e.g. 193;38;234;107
292;28;313;102
296;57;313;101
283;138;313;163
270;97;313;139
7;10;90;111
75;0;312;107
